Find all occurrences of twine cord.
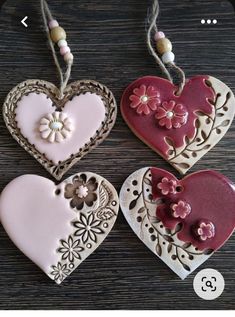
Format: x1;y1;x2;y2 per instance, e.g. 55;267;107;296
40;0;72;97
147;0;186;94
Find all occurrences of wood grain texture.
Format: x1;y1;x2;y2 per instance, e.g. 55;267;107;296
0;0;234;310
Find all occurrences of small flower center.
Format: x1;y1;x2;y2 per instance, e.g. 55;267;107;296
75;185;88;198
141;95;149;103
166;111;174;118
49;120;63;131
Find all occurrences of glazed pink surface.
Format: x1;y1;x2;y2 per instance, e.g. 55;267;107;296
151;167;235;251
0;175;75;275
121;76;214;157
15;92;106;164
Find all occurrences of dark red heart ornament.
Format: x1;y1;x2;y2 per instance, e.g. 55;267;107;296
120;167;235;278
151;168;235;252
121;76;235;174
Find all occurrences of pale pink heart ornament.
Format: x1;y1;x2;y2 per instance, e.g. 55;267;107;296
0;172;119;284
3;79;117;180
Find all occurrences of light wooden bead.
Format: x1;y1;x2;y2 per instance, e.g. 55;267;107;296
156;38;172;55
64;52;74;63
50;26;66;43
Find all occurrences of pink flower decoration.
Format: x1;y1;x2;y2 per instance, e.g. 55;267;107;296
196;221;215;241
155;100;188;129
129;85;161;115
171;200;191;219
157;177;177;195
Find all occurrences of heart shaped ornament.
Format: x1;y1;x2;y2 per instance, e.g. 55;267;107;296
121;75;235;174
0;172;119;284
120;167;235;279
3;79;117;180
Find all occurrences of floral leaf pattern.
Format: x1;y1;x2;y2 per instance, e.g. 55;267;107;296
97;208;116;221
73;213;104;243
57;235;84;262
50;263;71;283
95;181;117;220
64;174;98;210
49;173;118;284
167;80;235;173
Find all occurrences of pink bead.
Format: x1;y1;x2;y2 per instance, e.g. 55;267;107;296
48;20;59;29
154;31;165;41
60;46;70;56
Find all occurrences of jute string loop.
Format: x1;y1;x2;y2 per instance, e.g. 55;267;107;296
147;0;186;95
40;0;73;98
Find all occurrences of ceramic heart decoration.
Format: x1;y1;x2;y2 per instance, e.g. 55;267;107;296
3;79;116;180
120;167;235;279
0;172;119;284
121;76;235;174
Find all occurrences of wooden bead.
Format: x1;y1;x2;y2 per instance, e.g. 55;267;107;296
60;46;70;56
64;52;74;63
50;27;66;43
156;38;172;55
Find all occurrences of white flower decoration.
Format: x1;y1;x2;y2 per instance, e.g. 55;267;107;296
76;185;89;198
39;111;73;143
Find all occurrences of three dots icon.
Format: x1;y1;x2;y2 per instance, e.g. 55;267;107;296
201;19;217;25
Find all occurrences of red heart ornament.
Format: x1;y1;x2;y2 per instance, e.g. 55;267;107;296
120;167;235;279
151;168;235;251
121;76;235;174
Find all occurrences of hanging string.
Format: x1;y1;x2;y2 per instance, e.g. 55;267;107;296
146;0;186;94
40;0;73;97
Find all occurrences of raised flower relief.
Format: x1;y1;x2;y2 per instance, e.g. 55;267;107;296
155;100;188;129
171;200;191;219
39;111;73;143
129;85;161;115
73;213;104;243
64;174;98;210
157;177;177;195
196;221;215;241
50;262;70;283
57;235;84;262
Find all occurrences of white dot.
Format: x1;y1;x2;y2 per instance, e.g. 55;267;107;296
50;121;63;130
207;19;211;24
166;111;174;118
213;19;217;24
201;19;205;24
141;95;148;103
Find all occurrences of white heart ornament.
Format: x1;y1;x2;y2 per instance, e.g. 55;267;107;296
0;172;119;284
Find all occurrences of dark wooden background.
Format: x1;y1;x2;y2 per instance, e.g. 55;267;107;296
0;0;234;310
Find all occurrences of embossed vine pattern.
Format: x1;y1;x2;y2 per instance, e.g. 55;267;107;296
166;81;232;172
